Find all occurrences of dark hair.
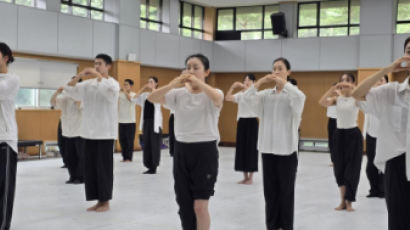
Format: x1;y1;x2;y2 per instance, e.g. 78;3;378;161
149;76;159;88
404;37;410;52
340;73;356;83
185;53;210;71
0;42;14;65
287;77;298;86
383;75;389;83
244;73;256;82
125;79;134;86
273;57;291;70
95;53;112;65
72;75;82;82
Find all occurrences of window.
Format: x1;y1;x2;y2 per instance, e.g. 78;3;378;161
180;1;204;39
216;4;279;40
0;0;46;9
140;0;163;31
297;0;360;38
16;88;55;108
60;0;104;21
397;0;410;34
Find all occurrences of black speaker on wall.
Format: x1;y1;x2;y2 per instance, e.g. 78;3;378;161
271;12;288;38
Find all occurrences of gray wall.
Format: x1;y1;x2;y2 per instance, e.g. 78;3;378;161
1;0;409;72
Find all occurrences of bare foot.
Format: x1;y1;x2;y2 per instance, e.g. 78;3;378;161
95;202;110;212
346;202;355;212
237;179;246;184
243;179;253;185
334;203;346;211
86;203;99;212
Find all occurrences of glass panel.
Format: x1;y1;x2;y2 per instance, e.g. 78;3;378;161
16;88;36;107
73;0;88;6
15;0;33;7
398;0;410;21
148;0;160;21
148;22;160;31
182;2;192;27
91;0;103;9
263;30;279;39
298;28;317;37
0;0;13;3
39;89;55;107
320;27;348;37
193;5;203;29
264;5;279;29
181;28;192;37
299;3;317;27
140;20;147;29
350;0;360;24
217;9;234;30
241;31;262;40
72;6;88;17
236;6;263;30
193;31;202;39
140;0;147;18
61;3;70;14
91;10;103;20
397;23;410;34
320;0;348;26
349;26;360;35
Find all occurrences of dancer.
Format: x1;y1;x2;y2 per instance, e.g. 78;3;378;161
118;79;137;162
148;54;223;230
225;73;258;185
319;73;363;212
352;37;410;230
65;54;119;212
243;58;305;230
132;77;163;174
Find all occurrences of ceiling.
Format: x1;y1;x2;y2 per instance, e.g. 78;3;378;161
184;0;320;7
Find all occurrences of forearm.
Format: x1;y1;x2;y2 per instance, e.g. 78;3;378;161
352;67;392;100
147;84;175;104
50;91;60;107
198;81;223;107
318;87;335;107
225;86;236;102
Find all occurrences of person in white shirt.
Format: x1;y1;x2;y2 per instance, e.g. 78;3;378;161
118;79;137;162
132;76;163;174
148;54;223;230
352;37;410;230
243;58;306;230
319;82;338;165
0;42;19;230
319;73;363;212
51;84;84;184
359;75;388;198
65;54;119;213
225;73;259;185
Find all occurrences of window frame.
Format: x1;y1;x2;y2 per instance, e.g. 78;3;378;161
60;0;105;20
297;0;360;38
140;0;164;31
16;88;57;109
215;4;280;40
179;1;205;39
396;0;410;34
1;0;44;8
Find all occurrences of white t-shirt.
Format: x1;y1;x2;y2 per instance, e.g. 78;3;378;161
336;96;358;129
56;92;82;138
0;72;20;153
327;105;337;119
233;91;258;120
64;77;120;140
164;87;223;143
118;91;137;123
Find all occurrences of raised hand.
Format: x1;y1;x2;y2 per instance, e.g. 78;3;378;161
389;56;410;73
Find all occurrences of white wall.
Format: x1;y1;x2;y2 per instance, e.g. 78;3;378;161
1;0;410;73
